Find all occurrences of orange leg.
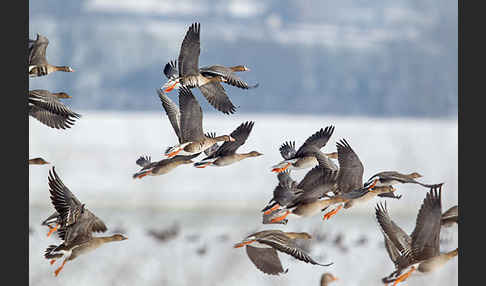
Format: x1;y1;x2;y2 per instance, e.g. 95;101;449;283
135;171;150;179
54;259;67;277
163;81;179;93
323;205;343;220
46;224;59;237
195;162;212;168
166;148;182;158
270;210;291;223
392;267;416;286
263;204;281;215
234;240;256;248
367;179;379;190
271;163;291;173
50;259;56;265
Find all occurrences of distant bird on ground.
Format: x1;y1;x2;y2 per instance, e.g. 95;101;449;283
29;89;81;129
29;157;50;165
43;167;127;276
161;23;257;114
193;121;262;168
376;184;458;285
160;87;235;158
147;223;180;243
320;272;339;286
441;205;458;227
234;230;333;275
132;155;194;179
363;171;436;191
28;34;74;77
271;126;337;173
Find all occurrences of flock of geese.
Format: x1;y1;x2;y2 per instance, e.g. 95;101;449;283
29;22;458;285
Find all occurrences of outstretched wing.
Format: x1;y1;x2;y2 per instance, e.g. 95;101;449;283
336;139;364;194
295;126;335;157
156;88;182;142
179;87;205;142
163;60;179;80
206;121;254;159
29;34;49;66
410;185;442;261
48;167;83;226
245;245;287;275
375;202;413;266
198;82;236;115
178;23;200;77
279;141;296;160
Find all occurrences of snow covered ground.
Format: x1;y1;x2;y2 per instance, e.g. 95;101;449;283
29;112;458;285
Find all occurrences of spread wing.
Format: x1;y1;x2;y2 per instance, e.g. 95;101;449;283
200;65;258;89
245;245;287;275
259;235;332;266
163;60;179;80
156;89;182;142
204;121;254;159
294;126;335;157
48;167;83;227
178;23;200;77
336;139;364;194
375;202;413;266
29;34;49;66
198;82;236;115
29;90;81;129
279;141;296;160
178;87;205;142
410;185;442;261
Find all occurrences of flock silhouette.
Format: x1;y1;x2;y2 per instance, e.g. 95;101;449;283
29;21;458;285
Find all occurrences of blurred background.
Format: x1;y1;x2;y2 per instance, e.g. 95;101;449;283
29;1;458;286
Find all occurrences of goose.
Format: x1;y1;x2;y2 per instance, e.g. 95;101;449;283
271;126;337;173
234;230;333;275
158;87;235;158
376;184;457;285
29;89;81;129
161;23;257;114
193;121;262;168
42;167;127;276
29;34;74;77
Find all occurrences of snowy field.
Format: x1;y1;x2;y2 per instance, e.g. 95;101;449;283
29;112;458;285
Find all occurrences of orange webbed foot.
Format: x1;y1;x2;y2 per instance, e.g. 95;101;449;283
271;163;291;173
263;204;281;215
323;205;343;220
392;267;416;286
46;224;59;237
270;210;290;223
163;81;179;93
50;259;56;265
54;260;67;277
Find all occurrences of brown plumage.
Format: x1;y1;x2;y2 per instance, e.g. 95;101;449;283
271;126;337;173
376;184;457;285
162;23;257;114
234;230;332;275
29;34;74;77
29;89;81;129
29;157;50;165
160;87;235;157
43;167;127;276
193;121;262;168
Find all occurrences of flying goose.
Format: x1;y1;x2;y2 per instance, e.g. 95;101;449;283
29;34;74;77
234;230;333;275
29;89;81;129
